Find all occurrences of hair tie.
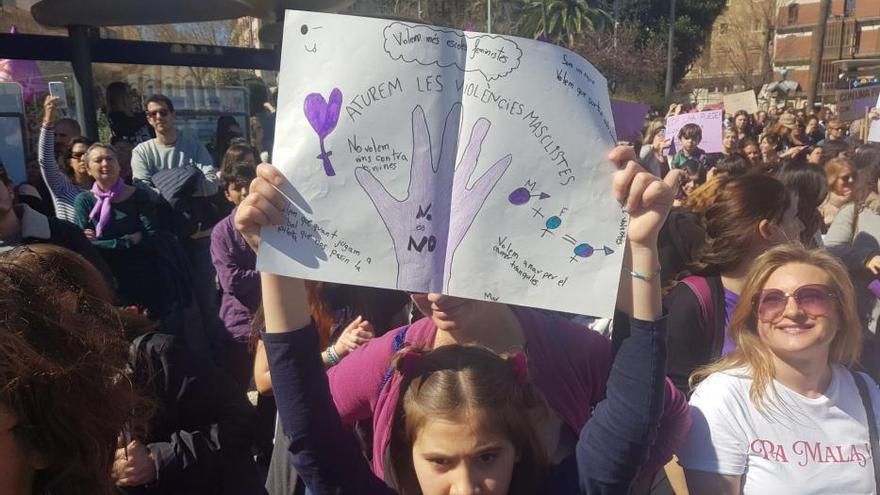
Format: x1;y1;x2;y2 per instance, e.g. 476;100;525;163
510;352;528;384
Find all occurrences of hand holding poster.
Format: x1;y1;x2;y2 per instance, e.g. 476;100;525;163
665;110;723;154
257;11;626;317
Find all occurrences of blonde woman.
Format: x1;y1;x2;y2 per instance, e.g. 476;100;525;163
640;119;670;178
678;245;878;494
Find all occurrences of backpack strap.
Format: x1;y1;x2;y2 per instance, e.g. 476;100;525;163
851;370;880;491
681;276;717;350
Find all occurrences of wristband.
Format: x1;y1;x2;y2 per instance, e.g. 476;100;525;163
629;267;661;282
326;345;341;366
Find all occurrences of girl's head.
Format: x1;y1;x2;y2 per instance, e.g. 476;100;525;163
65;136;94;178
760;132;782;155
693;174;802;275
722;128;737;152
806;145;824;165
222;161;256;207
83;143;120;185
221;142;258;178
390;345;547;495
733;110;751;132
692;245;861;409
642;119;666;146
681;159;706;196
707;153;753;181
741;138;760;163
825;157;856;199
852;143;880;203
0;245;147;495
776;160;828;245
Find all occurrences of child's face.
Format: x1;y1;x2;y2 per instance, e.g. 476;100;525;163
411;415;518;495
225;183;249;206
680;136;699;153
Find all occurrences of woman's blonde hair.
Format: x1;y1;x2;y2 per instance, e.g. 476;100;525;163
690;244;862;410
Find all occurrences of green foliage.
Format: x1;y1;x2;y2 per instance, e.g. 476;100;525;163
617;0;727;88
517;0;612;46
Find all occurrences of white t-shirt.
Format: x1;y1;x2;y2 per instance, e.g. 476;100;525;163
679;365;880;495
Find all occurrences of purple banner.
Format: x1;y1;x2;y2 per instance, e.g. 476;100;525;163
611;99;649;144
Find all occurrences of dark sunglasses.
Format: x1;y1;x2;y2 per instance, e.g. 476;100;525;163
70;151;85;160
146;109;170;118
753;284;837;323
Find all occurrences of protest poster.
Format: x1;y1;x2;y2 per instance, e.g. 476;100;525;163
665;110;723;154
611;99;649;144
838;85;880;122
722;90;758;115
257;11;627;317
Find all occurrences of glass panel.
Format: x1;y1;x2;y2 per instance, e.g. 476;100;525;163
92;63;278;155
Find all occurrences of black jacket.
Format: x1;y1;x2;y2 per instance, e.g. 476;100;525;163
125;332;266;495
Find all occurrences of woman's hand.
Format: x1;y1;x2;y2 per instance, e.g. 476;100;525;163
610;146;681;249
610;146;680;321
332;315;374;359
234;163;287;252
42;96;60;126
84;228;96;241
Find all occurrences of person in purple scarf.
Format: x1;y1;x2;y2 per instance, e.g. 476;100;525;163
73;143;161;315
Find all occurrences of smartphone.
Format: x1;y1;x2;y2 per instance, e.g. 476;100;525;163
48;81;68;109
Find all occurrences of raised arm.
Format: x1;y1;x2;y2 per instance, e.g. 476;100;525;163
573;148;681;493
258;275;394;494
39;97;82;214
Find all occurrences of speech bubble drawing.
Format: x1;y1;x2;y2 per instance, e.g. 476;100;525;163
382;22;522;82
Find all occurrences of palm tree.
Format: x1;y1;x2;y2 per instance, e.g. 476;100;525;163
518;0;612;47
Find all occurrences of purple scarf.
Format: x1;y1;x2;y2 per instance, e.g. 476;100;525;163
88;179;124;238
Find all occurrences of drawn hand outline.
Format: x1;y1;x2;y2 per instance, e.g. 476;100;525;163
355;103;512;293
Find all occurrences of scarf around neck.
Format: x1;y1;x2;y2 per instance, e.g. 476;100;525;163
89;179;124;238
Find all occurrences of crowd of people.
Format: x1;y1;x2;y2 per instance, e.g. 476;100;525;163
3;81;880;495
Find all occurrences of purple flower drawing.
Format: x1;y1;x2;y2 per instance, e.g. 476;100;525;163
304;88;343;176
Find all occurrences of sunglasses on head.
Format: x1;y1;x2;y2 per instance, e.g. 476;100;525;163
146;109;170;118
752;284;837;323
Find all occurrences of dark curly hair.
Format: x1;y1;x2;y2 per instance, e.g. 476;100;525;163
0;245;153;495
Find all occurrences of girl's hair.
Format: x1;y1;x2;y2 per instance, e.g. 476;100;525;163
388;345;548;495
0;245;152;495
690;174;791;276
690;244;862;410
82;143;117;168
852;143;880;207
776;159;828;246
761;132;783;152
713;153;754;178
221;142;258;178
222;161;256;191
642;119;665;146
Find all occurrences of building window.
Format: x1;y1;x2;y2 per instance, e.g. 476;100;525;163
845;0;856;16
788;4;799;25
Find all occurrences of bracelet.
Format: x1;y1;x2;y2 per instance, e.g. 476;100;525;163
629;267;661;282
326;345;341;366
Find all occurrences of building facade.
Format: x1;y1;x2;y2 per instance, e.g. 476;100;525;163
684;0;880;107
